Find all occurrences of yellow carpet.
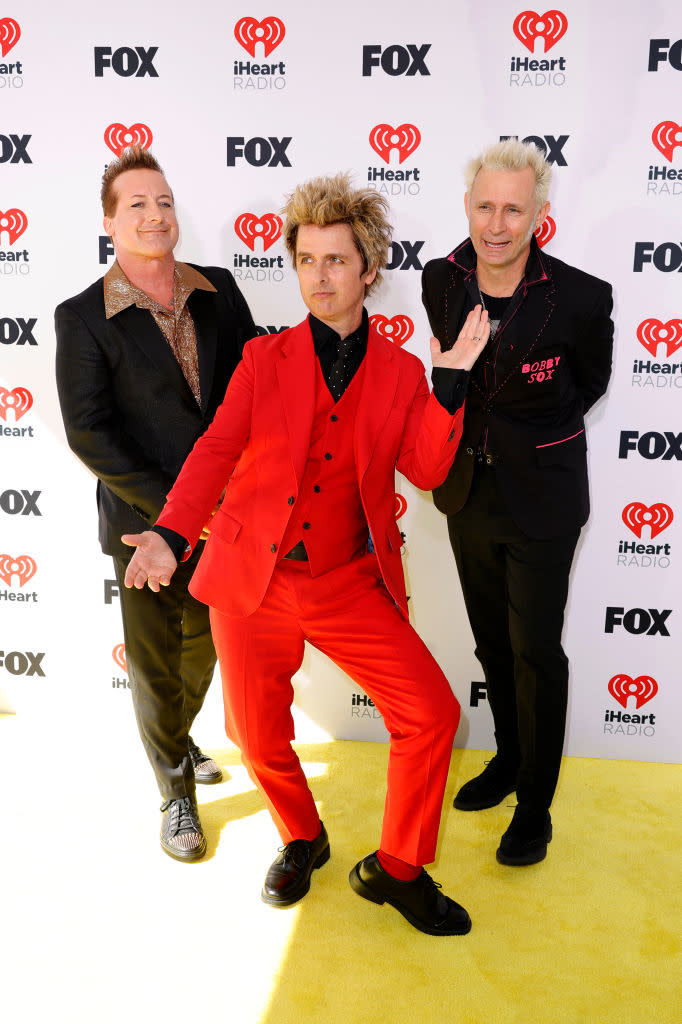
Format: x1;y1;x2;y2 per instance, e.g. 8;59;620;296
2;714;679;1023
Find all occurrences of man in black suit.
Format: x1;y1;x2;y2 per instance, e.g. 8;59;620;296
422;139;613;866
55;146;256;860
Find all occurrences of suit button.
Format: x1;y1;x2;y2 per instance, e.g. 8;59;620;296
270;544;277;553
466;447;474;456
287;496;294;505
314;485;321;493
486;454;493;466
330;414;338;422
325;452;332;460
303;522;311;530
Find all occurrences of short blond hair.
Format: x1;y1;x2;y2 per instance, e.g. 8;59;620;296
101;146;167;216
465;139;552;208
282;172;392;295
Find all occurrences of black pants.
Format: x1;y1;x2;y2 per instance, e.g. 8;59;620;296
113;543;217;803
447;466;579;811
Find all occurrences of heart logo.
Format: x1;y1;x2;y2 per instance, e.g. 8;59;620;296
234;212;282;251
394;494;408;520
0;17;21;57
234;17;286;58
622;502;674;539
0;554;37;587
112;644;127;673
104;123;154;157
534;215;556;248
0;386;33;421
0;208;28;245
369;124;421;165
608;674;658;710
636;318;682;358
513;10;568;53
651;121;682;163
370;314;414;347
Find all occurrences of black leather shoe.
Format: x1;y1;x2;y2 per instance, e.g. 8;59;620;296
349;853;471;936
496;806;552;865
160;794;207;862
453;755;517;810
188;737;223;785
261;823;330;907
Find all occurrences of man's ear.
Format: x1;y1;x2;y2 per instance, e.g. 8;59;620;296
534;200;550;230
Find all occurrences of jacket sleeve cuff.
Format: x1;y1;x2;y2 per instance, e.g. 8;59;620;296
152;524;190;561
431;367;469;414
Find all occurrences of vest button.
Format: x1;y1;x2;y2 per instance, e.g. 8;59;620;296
287;496;294;505
313;485;321;493
324;452;332;460
303;522;311;530
270;544;277;553
466;447;474;456
330;414;338;422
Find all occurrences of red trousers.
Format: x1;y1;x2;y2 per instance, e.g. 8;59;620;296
209;552;459;866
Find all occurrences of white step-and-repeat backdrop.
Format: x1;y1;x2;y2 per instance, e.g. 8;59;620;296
1;0;680;764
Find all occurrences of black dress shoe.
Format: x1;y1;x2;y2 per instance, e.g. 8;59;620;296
160;794;207;862
453;755;517;810
496;806;552;865
349;853;472;936
188;737;223;785
261;823;330;907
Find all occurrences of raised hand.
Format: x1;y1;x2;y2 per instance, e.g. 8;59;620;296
430;304;490;371
121;531;178;591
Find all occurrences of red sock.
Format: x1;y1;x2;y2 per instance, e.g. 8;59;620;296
377;849;421;881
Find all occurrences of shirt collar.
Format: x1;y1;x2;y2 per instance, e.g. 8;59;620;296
445;235;550;288
103;260;217;320
308;307;369;355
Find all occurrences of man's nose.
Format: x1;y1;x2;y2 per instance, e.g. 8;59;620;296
489;210;505;233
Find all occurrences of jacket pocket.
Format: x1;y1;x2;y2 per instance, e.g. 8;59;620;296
535;428;586;468
209;510;242;544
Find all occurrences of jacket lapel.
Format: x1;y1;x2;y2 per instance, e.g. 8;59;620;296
188;289;218;414
276;321;317;486
354;329;398;481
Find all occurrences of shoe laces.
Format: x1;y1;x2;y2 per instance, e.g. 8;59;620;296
168;796;200;836
277;838;311;869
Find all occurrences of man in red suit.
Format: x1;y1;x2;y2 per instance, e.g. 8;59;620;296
123;174;488;935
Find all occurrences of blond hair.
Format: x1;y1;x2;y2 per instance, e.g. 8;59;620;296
282;172;392;295
101;146;167;216
465;139;552;208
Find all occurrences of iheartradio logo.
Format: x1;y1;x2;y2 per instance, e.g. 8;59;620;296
651;121;682;163
637;318;682;358
234;212;282;251
513;10;567;53
0;17;20;57
0;386;33;422
112;644;127;673
622;502;673;539
370;314;414;347
0;208;28;245
394;494;407;520
608;674;658;710
104;123;153;157
369;124;421;165
234;16;285;57
0;554;36;587
534;216;556;248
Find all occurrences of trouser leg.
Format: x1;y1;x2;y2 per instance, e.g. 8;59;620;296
447;521;520;772
306;554;459;867
504;531;579;809
113;544;215;802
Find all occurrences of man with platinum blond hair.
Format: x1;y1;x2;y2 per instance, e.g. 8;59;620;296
422;139;613;866
121;172;489;935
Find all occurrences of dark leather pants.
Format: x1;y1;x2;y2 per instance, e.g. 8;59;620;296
113;543;216;802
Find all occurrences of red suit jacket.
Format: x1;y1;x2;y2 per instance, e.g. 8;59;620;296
157;318;464;618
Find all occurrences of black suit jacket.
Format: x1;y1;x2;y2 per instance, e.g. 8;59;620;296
422;238;613;539
55;263;256;556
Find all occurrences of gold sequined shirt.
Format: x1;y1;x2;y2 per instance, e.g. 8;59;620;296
103;261;217;405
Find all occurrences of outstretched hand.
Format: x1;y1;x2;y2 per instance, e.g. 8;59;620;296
430;304;490;371
121;531;178;592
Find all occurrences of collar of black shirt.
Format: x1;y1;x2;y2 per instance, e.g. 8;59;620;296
308;308;369;362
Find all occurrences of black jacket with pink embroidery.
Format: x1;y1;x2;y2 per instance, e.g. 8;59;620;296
421;237;613;539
